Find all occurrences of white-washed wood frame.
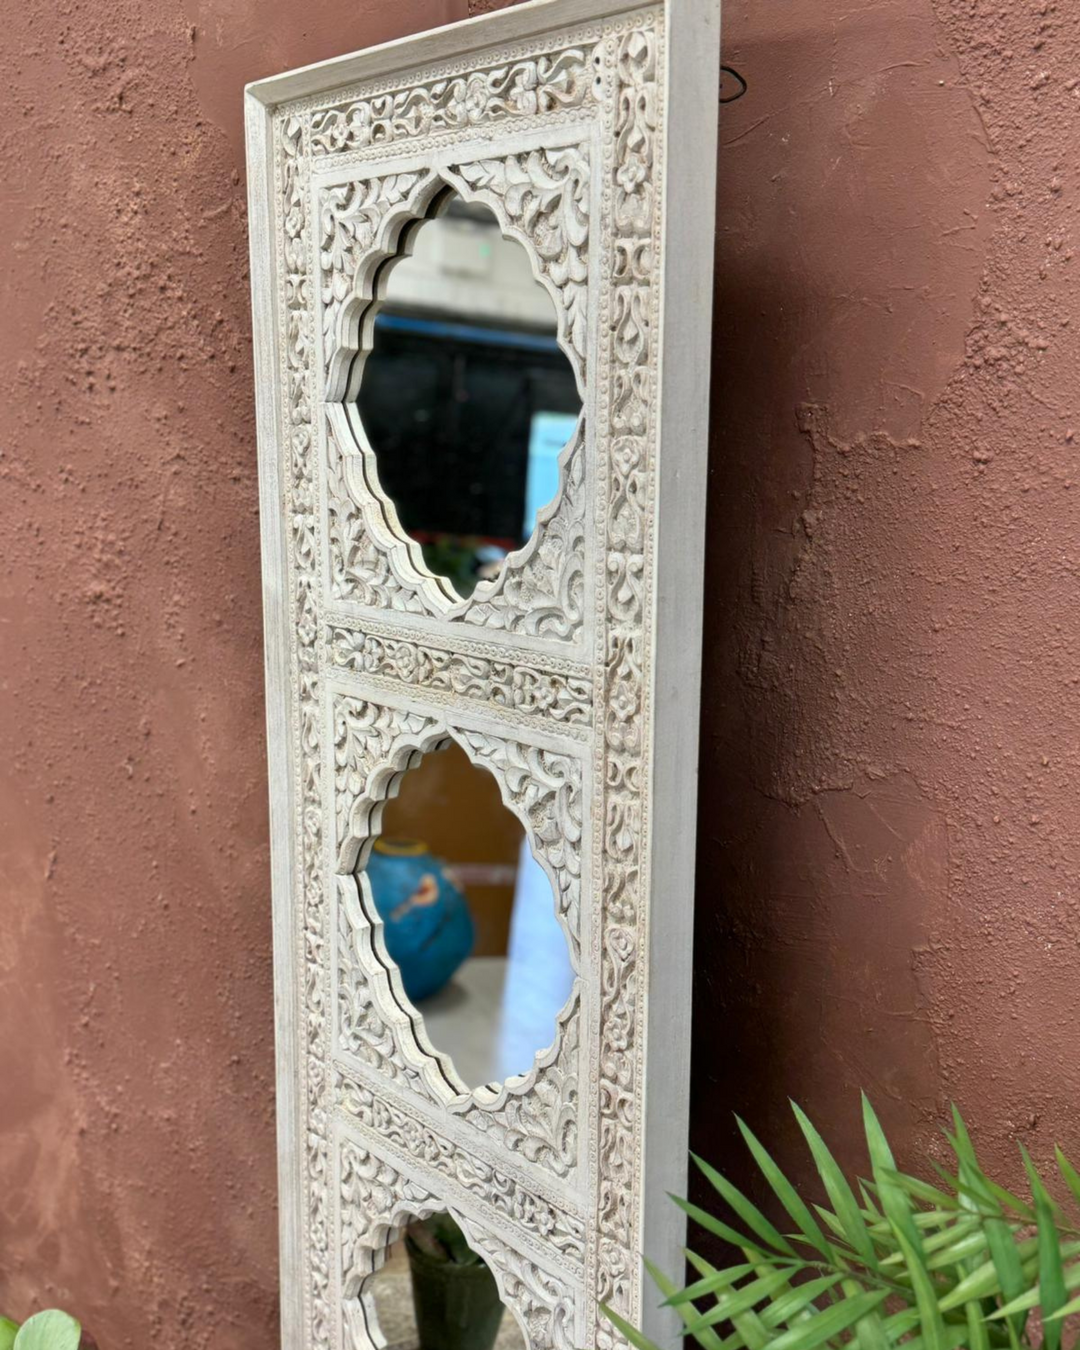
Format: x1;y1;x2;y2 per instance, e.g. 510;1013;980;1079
245;2;720;1347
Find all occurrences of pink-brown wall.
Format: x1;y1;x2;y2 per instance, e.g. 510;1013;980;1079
688;0;1080;1223
1;0;1077;1346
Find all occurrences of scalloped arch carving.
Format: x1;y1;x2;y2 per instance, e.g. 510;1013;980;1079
340;1141;575;1350
332;694;581;1178
320;145;590;638
248;4;718;1348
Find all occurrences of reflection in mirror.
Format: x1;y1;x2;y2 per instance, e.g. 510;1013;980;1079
366;741;574;1090
356;191;581;598
365;1215;524;1350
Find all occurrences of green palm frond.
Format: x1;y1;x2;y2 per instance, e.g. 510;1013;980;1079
602;1098;1080;1350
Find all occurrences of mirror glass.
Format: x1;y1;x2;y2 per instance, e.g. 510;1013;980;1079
356;191;581;599
365;1214;523;1350
365;741;575;1090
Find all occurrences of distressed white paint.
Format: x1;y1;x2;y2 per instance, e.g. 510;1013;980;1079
245;2;720;1346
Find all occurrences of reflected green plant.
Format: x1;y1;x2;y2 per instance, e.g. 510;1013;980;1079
604;1097;1080;1350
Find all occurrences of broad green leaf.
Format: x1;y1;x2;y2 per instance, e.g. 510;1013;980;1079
1046;1285;1080;1322
754;1290;889;1350
685;1251;771;1350
0;1319;18;1350
793;1102;879;1269
692;1153;797;1257
12;1311;81;1350
940;1233;1080;1315
987;1250;1080;1321
881;1308;922;1339
947;1111;1033;1220
922;1223;991;1272
880;1168;960;1212
814;1205;855;1247
962;1292;990;1350
878;1214;985;1270
983;1215;1030;1342
939;1246;1017;1312
880;1215;982;1263
894;1322;972;1350
736;1117;836;1261
840;1277;890;1350
942;1117;1030;1345
858;1180;883;1224
644;1258;727;1350
1021;1144;1067;1350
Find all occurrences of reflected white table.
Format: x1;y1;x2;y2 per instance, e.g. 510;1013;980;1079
417;843;575;1089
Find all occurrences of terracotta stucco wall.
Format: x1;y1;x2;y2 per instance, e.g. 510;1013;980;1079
0;2;466;1345
688;0;1080;1223
1;0;1077;1346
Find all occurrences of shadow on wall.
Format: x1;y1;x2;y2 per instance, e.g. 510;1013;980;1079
685;0;1030;1246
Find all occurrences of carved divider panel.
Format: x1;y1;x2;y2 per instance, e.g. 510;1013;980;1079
246;3;719;1348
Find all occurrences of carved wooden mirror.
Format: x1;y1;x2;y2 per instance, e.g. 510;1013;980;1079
245;2;720;1347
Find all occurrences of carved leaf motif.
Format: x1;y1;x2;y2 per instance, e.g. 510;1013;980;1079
327;623;594;727
334;1072;586;1261
271;16;664;1350
454;148;590;377
320;175;423;363
310;47;599;155
339;1140;578;1350
457;1007;578;1178
331;696;581;1178
326;421;426;613
461;420;586;639
319;144;590;639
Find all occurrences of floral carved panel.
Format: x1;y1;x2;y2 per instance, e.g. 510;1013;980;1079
318;137;591;640
248;2;718;1348
330;691;582;1181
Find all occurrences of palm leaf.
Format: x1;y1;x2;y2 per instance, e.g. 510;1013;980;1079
757;1291;889;1350
683;1251;771;1350
680;1269;811;1337
736;1117;837;1262
617;1101;1080;1350
664;1261;764;1308
693;1152;799;1257
644;1257;729;1350
1021;1145;1067;1350
793;1103;879;1270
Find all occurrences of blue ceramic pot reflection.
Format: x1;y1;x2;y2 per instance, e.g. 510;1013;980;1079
364;838;475;1003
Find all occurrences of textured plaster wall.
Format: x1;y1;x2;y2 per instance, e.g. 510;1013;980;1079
0;0;1077;1348
0;1;465;1347
688;0;1080;1222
